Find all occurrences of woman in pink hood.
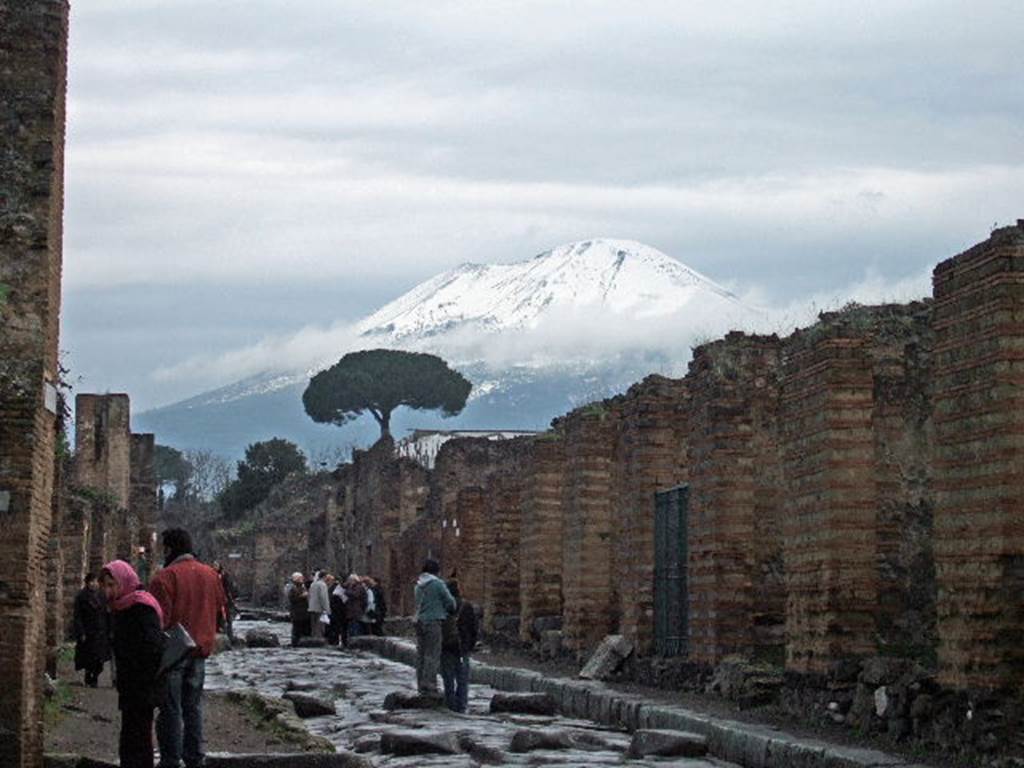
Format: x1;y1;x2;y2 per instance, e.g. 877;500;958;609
100;560;165;768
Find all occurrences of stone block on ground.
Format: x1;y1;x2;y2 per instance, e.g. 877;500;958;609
579;634;633;680
282;691;337;718
705;656;784;708
458;734;507;764
490;692;558;716
627;729;709;759
509;728;615;753
379;729;461;756
352;734;381;753
244;629;281;648
382;690;447;711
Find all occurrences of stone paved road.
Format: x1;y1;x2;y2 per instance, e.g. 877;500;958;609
207;620;740;767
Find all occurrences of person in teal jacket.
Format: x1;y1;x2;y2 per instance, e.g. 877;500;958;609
414;558;456;695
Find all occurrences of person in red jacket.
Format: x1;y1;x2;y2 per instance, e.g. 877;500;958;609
148;528;226;768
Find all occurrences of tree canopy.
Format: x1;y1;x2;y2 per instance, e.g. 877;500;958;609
154;444;191;501
218;437;307;518
302;349;472;439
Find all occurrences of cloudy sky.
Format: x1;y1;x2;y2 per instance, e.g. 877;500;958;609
62;0;1024;410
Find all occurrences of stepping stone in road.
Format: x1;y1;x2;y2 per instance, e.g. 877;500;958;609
626;728;709;758
489;692;558;716
244;629;280;648
379;728;461;756
282;691;336;718
382;690;447;711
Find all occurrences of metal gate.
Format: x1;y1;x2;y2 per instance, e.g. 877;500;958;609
654;484;689;657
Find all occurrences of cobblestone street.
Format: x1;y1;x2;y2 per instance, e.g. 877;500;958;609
207;621;738;767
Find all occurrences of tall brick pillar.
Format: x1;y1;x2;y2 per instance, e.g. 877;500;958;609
687;334;784;665
519;437;566;642
933;221;1024;691
130;432;157;556
73;394;133;559
0;2;69;764
781;328;877;673
614;376;689;653
483;457;524;634
561;406;621;653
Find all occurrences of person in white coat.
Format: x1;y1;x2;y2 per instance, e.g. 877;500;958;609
307;571;332;639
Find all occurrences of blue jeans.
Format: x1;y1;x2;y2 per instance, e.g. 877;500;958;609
348;619;363;639
440;651;470;713
157;656;205;768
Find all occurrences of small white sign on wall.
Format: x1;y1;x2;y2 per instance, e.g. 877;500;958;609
44;382;58;414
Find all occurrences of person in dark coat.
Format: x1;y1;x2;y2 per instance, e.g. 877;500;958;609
327;575;346;646
343;574;368;639
440;579;478;713
101;559;165;768
367;576;387;636
73;572;110;687
285;572;310;647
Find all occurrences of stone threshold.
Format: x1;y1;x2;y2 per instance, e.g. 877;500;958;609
349;636;930;768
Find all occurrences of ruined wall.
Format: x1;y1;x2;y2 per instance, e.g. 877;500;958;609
0;2;68;764
614;375;690;653
58;493;93;635
687;334;784;665
130;432;157;556
518;435;567;642
343;438;429;610
559;403;623;653
781;304;935;675
932;221;1024;691
482;440;532;635
73;394;136;560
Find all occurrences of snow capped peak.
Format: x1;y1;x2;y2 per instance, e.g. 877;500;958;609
356;238;750;342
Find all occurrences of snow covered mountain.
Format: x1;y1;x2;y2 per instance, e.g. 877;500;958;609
136;240;762;457
358;239;750;341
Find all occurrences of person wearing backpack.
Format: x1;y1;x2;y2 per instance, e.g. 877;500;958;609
440;579;478;713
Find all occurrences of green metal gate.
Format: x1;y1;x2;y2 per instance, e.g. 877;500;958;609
654;484;689;657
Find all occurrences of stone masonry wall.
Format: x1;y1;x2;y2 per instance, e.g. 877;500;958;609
687;333;785;665
482;440;531;635
559;403;623;653
0;2;68;764
781;304;935;675
932;221;1024;691
614;375;690;654
781;320;879;674
518;435;567;642
130;432;157;556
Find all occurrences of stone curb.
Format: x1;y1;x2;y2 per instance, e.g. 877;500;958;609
348;636;929;768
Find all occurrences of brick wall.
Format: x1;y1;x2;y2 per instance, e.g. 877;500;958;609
780;304;935;674
0;2;68;764
614;375;690;653
518;435;566;641
687;333;784;664
932;221;1024;691
59;494;92;636
482;440;531;634
130;433;157;556
560;403;623;653
781;321;878;674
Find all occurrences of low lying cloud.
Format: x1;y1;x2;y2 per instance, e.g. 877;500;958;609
152;264;933;397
